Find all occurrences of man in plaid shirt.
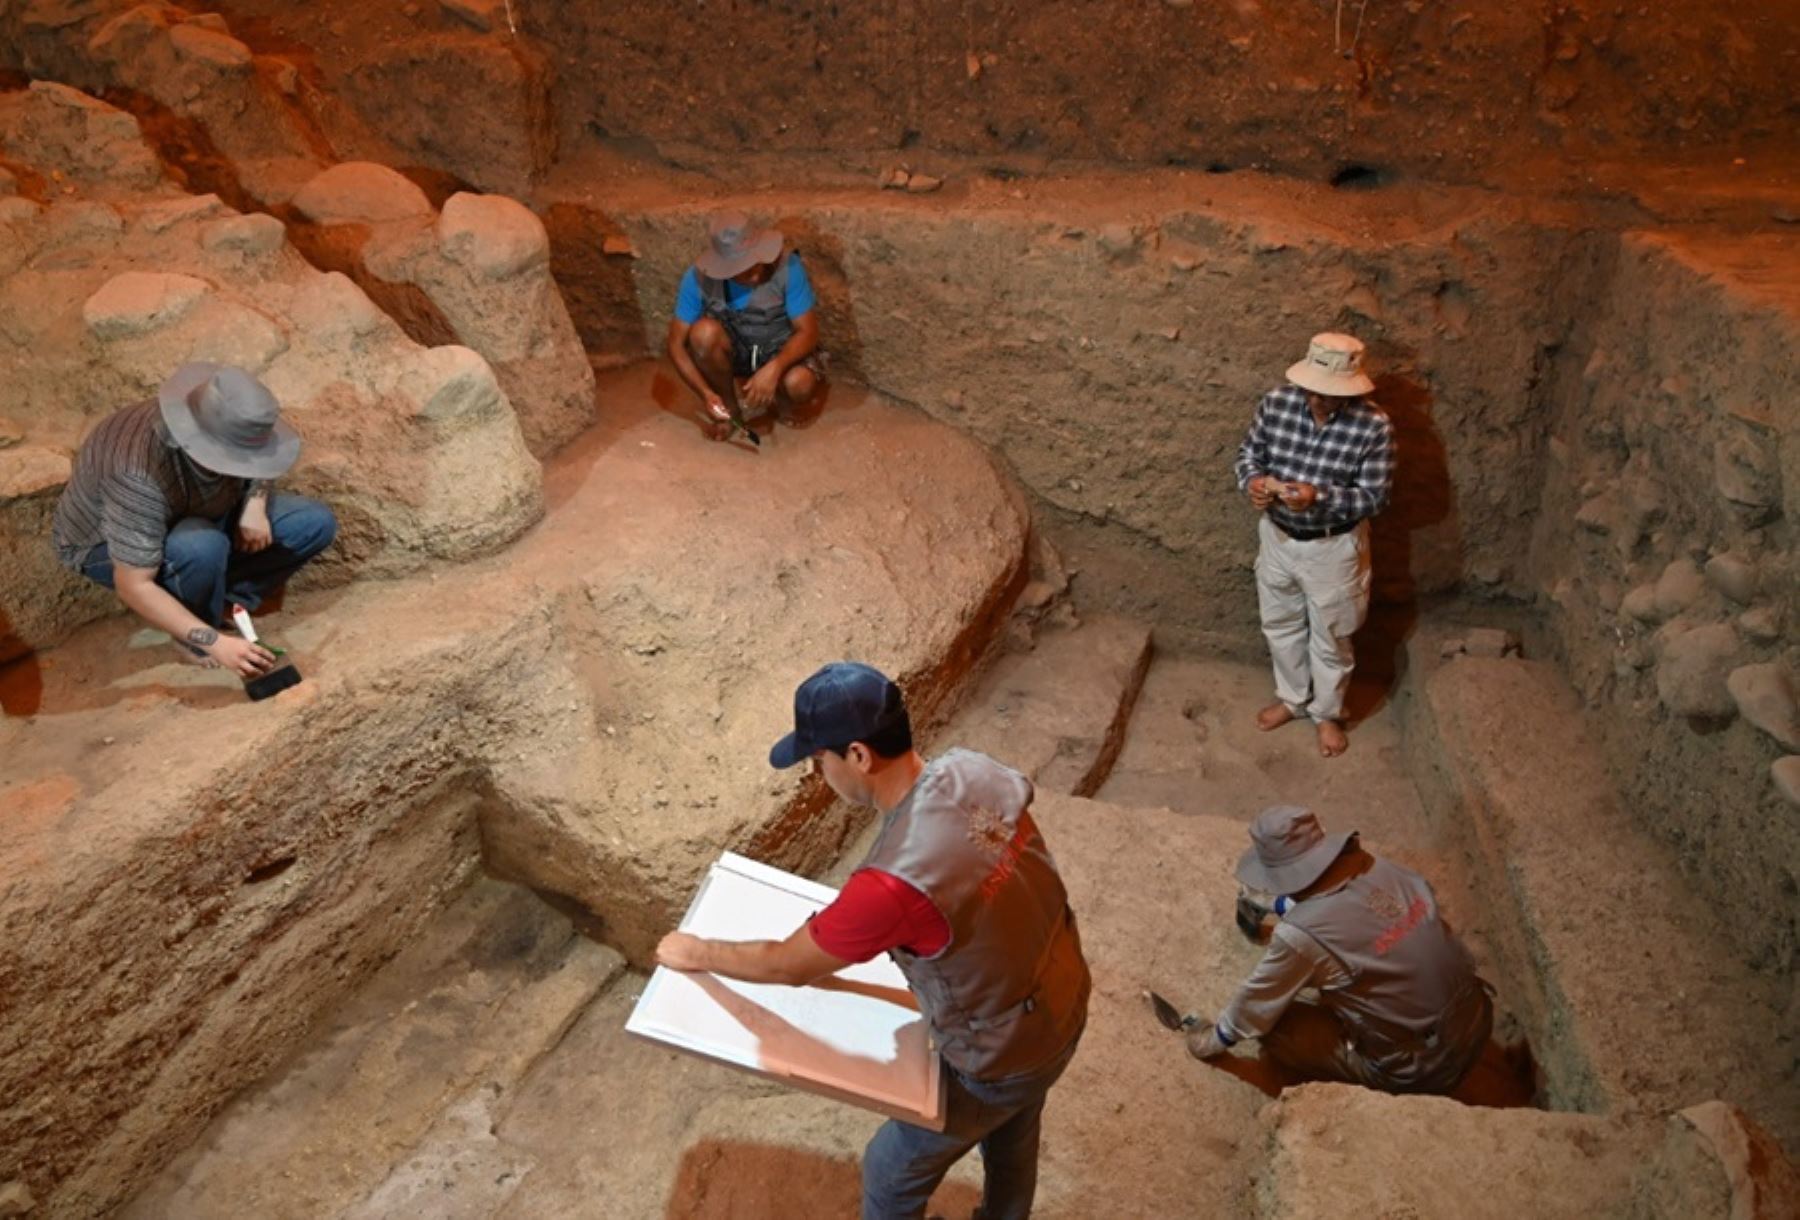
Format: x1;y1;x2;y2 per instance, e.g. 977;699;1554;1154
1234;333;1395;757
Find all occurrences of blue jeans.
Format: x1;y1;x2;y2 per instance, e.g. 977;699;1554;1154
78;493;337;631
861;1030;1083;1220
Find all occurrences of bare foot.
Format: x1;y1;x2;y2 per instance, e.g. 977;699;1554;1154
1316;719;1349;757
1256;701;1297;731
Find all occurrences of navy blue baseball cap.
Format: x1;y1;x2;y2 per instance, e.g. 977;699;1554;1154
769;662;910;768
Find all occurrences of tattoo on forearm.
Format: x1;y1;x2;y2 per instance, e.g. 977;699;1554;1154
187;626;219;648
247;479;272;500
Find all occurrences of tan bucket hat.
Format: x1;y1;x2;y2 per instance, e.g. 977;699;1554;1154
1286;332;1376;397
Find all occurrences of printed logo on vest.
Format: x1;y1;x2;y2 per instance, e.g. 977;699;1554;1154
974;811;1035;904
1371;897;1430;957
1364;888;1405;921
966;804;1011;857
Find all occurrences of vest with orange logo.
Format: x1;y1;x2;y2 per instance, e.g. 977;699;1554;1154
860;750;1090;1080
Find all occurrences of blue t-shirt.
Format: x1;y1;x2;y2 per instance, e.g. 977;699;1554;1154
674;252;815;325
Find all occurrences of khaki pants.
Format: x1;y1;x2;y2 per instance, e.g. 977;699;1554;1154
1254;516;1371;724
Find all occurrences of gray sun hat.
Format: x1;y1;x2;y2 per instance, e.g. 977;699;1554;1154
157;363;300;480
1234;805;1356;895
694;211;784;280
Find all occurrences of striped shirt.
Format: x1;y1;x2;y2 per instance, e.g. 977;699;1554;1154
52;400;250;570
1233;384;1395;534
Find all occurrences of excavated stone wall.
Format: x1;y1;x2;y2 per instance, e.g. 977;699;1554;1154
286;160;597;458
192;0;1799;192
0;81;637;660
1526;231;1799;973
0;602;520;1218
0;0;332;203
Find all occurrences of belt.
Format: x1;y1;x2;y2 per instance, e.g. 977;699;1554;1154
1277;519;1360;542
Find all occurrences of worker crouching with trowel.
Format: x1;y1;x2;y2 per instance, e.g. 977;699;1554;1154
1184;806;1509;1100
665;211;824;443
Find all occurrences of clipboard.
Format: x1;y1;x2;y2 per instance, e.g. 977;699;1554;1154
626;852;946;1130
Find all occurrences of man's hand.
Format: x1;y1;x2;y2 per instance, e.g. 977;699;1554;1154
1278;482;1320;512
1248;476;1282;510
742;363;783;411
208;634;278;678
1235;892;1274;945
237;499;273;553
704;394;732;422
1186;1021;1234;1060
656;931;712;973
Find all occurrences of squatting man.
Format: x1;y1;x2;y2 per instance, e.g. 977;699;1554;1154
665;211;823;440
52;363;337;677
1185;805;1496;1098
1234;332;1395;758
657;662;1091;1220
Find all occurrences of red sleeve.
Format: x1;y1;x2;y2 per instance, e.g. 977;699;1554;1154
808;868;950;962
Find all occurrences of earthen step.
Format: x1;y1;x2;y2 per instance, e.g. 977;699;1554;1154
1248;1085;1797;1220
1403;656;1793;1149
822;615;1152;889
937;614;1154;798
121;878;623;1220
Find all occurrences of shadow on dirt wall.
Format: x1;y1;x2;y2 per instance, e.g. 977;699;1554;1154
0;608;43;716
1349;370;1456;725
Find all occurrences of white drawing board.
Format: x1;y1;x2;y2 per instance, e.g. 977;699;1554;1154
626;852;944;1130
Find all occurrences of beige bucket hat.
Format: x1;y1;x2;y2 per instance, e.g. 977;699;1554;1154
1286;332;1376;397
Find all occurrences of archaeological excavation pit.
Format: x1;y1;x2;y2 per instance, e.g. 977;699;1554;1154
0;3;1796;1217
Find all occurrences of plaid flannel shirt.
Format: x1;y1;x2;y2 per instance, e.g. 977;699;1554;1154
1233;385;1395;534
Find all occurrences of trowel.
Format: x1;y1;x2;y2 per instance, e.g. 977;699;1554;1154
1145;990;1199;1033
713;398;761;447
729;409;762;447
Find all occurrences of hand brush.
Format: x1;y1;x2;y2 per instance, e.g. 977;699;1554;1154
231;604;303;701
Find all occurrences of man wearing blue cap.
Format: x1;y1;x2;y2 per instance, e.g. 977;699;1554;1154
657;661;1090;1220
52;363;337;676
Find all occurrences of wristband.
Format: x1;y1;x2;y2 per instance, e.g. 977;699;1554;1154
1215;1022;1238;1047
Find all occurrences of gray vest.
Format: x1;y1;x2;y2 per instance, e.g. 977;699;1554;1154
861;750;1091;1081
698;252;796;355
1282;857;1485;1087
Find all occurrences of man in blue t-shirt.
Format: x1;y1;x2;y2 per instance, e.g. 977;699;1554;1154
666;211;822;440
